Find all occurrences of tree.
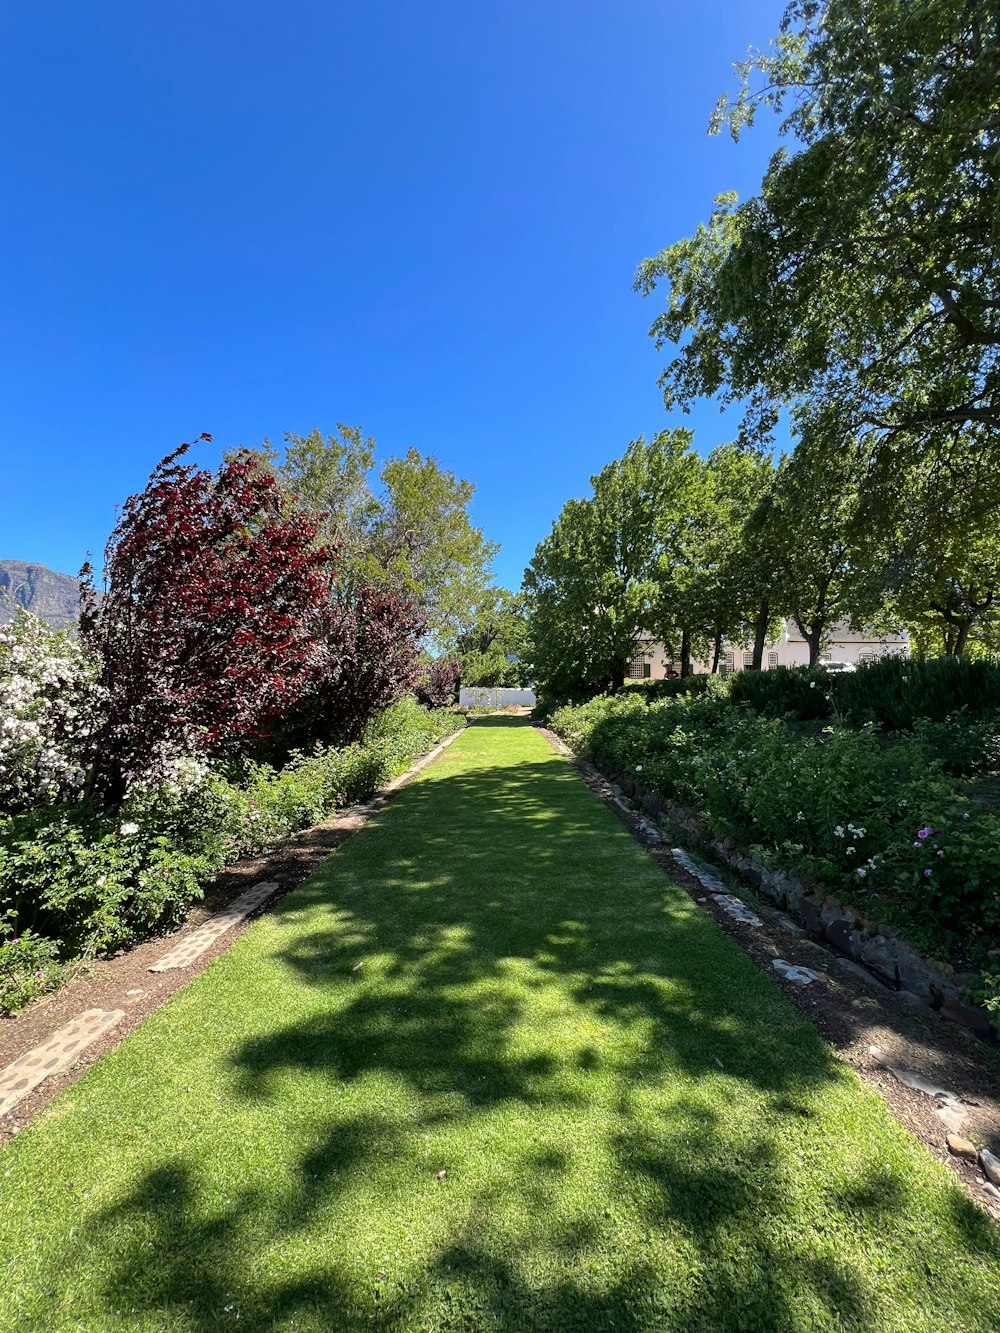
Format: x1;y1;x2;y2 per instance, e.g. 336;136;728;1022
273;425;380;559
877;430;1000;655
760;427;890;665
259;429;498;648
414;657;461;708
364;449;498;647
523;433;690;695
687;444;780;671
456;589;530;687
267;584;425;756
636;1;1000;455
81;440;337;799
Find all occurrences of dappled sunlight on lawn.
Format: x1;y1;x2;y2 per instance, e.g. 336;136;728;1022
1;720;998;1331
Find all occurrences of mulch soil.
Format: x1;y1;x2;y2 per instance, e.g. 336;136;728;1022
535;725;1000;1223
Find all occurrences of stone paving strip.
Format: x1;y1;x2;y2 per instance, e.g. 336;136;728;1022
148;880;279;972
0;1009;125;1119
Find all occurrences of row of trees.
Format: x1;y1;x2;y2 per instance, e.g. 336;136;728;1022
523;425;1000;697
520;2;1000;700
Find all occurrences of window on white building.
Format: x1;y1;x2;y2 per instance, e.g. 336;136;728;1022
768;651;779;669
858;651;877;665
742;651;754;668
628;654;651;679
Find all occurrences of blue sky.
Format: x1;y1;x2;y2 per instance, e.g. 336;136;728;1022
2;1;784;591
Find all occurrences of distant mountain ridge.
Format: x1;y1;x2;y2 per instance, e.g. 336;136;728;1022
0;561;81;632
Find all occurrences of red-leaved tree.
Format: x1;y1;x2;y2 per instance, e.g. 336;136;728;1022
268;584;425;756
414;657;461;709
81;438;337;798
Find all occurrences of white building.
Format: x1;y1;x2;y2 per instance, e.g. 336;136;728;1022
627;620;909;680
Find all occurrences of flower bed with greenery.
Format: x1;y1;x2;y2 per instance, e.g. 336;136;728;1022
0;698;462;1016
549;683;1000;1011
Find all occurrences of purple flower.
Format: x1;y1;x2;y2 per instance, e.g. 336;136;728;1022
856;867;867;878
34;970;45;980
923;868;933;879
917;827;932;840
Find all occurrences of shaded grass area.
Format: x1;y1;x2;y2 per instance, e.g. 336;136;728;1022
1;718;998;1331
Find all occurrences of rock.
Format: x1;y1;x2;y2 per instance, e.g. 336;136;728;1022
935;1102;970;1134
876;922;900;938
772;959;819;985
832;957;880;988
939;995;993;1036
879;1063;952;1099
741;862;763;888
946;1135;979;1162
797;896;824;936
722;836;737;851
824;918;860;955
980;1148;1000;1187
859;935;900;980
982;1182;1000;1203
772;912;807;939
712;893;763;927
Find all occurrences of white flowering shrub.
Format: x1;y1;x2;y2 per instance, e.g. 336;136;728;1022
0;609;98;813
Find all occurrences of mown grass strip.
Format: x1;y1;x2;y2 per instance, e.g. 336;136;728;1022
0;718;997;1331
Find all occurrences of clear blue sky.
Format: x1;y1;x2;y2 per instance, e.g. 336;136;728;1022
2;0;784;591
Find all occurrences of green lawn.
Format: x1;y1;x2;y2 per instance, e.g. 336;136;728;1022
1;718;998;1331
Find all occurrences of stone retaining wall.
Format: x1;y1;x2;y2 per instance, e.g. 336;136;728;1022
600;763;995;1041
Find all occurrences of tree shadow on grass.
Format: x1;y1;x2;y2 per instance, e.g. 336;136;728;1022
41;724;1000;1329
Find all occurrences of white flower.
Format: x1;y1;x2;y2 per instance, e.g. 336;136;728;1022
846;846;855;855
833;825;845;838
635;765;642;772
856;867;867;878
120;822;140;836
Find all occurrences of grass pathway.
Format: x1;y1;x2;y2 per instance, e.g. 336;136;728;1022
1;718;998;1331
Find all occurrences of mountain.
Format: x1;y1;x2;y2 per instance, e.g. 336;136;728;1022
0;561;81;632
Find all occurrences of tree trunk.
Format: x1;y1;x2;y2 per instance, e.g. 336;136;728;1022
680;628;692;677
610;657;626;691
954;621;972;656
751;602;770;670
710;629;723;674
805;626;823;666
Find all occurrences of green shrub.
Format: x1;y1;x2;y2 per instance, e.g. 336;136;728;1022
623;675;719;702
0;931;65;1017
0;699;464;1013
729;655;1000;730
728;665;835;719
551;692;1000;960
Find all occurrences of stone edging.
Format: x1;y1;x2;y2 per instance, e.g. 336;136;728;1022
581;752;994;1041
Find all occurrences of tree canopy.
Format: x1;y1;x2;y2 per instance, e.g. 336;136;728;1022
636;0;1000;457
257;428;497;648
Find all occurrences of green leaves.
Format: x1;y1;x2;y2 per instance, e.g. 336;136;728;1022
639;1;1000;454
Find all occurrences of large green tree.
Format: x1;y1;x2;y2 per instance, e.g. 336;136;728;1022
523;434;688;695
760;426;892;664
636;1;1000;453
456;589;530;687
654;443;778;673
877;430;1000;655
253;428;497;647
